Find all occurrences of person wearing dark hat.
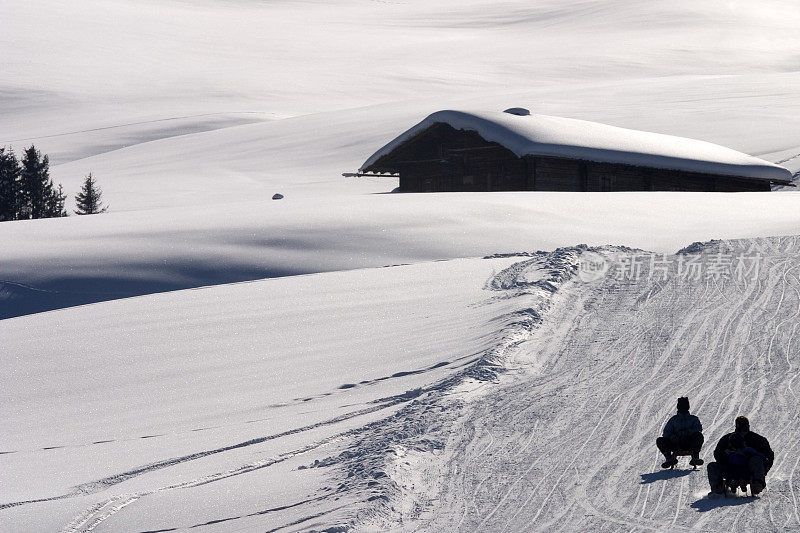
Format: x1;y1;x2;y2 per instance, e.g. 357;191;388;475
707;415;774;495
656;397;704;469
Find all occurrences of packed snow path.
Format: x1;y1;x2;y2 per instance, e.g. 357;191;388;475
348;237;800;531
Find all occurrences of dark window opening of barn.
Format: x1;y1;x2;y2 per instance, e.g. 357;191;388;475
356;109;793;192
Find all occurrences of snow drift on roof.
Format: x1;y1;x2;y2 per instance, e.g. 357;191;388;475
360;110;792;182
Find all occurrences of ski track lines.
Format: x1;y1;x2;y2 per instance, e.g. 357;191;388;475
0;356;465;457
359;238;800;531
1;395;410;532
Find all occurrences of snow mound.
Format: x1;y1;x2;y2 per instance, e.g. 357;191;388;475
361;110;792;182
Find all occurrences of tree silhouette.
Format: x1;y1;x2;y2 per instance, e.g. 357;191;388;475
74;173;107;215
0;147;22;221
19;145;66;219
0;145;67;221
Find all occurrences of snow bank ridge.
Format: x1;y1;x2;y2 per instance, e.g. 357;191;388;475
318;247;599;529
676;236;796;256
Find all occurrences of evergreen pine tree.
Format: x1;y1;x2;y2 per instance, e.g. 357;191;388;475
74;173;107;215
0;147;22;221
20;145;54;219
19;145;68;219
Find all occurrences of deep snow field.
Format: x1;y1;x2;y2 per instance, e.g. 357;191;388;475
3;0;800;531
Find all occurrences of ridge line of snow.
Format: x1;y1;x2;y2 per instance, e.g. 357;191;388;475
1;112;273;144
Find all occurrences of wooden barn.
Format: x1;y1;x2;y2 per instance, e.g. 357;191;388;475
358;109;792;192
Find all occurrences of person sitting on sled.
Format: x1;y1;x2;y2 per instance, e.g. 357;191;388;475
656;396;704;469
707;416;773;495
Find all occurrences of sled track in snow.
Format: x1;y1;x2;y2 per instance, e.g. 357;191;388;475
346;237;800;531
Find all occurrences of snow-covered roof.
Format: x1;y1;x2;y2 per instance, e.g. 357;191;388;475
361;110;792;182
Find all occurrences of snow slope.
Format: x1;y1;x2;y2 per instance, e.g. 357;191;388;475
3;0;800;321
332;237;800;530
4;191;800;319
4;237;800;531
4;0;800;200
0;256;523;531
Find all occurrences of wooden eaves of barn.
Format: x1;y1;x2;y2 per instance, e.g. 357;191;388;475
358;109;793;193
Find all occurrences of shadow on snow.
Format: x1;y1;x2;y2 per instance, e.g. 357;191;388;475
690;494;755;512
640;469;693;484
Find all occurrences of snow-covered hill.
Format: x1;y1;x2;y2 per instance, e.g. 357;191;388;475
350;236;800;531
0;256;522;531
4;0;800;321
3;0;800;320
6;0;800;203
3;238;800;531
6;1;800;170
4;190;800;319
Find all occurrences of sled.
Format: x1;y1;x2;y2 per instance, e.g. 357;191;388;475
669;450;703;470
724;483;756;498
722;477;762;498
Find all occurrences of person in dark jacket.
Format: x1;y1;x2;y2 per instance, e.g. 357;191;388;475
707;416;774;495
656;397;704;468
721;434;766;492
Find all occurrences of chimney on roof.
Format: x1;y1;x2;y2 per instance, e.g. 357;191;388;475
503;107;530;116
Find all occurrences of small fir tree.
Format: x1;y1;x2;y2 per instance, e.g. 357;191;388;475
74;173;107;215
0;147;22;221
